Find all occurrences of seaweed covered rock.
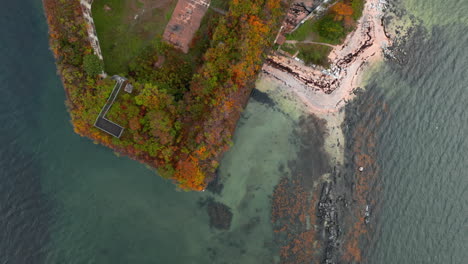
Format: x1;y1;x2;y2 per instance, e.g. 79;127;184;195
200;198;233;230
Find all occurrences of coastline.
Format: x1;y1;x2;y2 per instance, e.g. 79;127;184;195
262;0;390;114
264;1;390;261
41;0;287;190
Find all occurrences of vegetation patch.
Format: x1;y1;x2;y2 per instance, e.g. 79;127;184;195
315;14;347;44
351;0;365;20
83;54;104;76
280;43;298;55
91;0;177;74
210;0;230;10
43;0;286;191
286;0;364;45
286;18;317;42
296;43;332;67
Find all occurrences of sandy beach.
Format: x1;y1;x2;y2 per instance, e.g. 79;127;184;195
262;0;390;113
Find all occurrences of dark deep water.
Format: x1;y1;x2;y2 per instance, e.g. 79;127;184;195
364;24;468;262
0;0;53;263
0;0;467;263
344;22;468;262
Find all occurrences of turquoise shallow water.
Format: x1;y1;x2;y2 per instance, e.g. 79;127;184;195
0;0;467;263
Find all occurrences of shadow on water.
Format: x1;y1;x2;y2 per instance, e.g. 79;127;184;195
250;89;277;109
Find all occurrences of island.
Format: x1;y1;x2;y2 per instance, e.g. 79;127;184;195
42;0;387;193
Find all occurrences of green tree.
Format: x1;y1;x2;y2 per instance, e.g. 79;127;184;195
317;16;346;44
83;54;104;76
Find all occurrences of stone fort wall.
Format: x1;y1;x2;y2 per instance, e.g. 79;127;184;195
80;0;103;60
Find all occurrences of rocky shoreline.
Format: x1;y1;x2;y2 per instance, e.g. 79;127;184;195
262;0;390;113
318;181;347;264
266;1;392;261
268;101;383;263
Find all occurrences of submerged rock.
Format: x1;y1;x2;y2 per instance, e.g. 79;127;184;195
206;173;224;195
203;198;233;230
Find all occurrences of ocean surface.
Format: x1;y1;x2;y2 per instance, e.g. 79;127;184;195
0;0;466;263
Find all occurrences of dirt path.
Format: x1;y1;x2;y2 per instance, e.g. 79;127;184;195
285;40;337;48
209;6;227;15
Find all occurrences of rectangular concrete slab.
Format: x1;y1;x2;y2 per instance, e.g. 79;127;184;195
95;117;124;138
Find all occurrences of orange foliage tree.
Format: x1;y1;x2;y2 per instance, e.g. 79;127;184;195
331;2;354;21
43;0;286;191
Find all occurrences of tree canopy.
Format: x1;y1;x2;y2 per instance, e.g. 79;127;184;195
43;0;285;191
83;54;103;76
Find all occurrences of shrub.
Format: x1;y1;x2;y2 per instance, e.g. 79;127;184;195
297;44;332;67
83;54;104;76
351;0;365;20
317;15;346;44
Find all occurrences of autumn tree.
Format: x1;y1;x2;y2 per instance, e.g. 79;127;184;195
43;0;286;191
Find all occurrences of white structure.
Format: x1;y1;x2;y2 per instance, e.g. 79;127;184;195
80;0;103;60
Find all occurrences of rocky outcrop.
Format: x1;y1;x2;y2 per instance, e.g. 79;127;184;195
264;54;339;94
317;182;341;264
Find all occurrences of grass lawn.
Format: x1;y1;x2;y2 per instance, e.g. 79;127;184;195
286;14;346;45
286;18;317;42
280;42;332;67
280;43;298;55
210;0;230;10
286;0;365;45
296;43;332;67
92;0;178;74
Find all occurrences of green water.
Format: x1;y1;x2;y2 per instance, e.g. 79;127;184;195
362;13;468;263
2;1;303;263
0;0;467;263
42;97;299;264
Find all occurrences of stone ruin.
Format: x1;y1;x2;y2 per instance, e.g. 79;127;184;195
163;0;211;53
275;0;319;44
